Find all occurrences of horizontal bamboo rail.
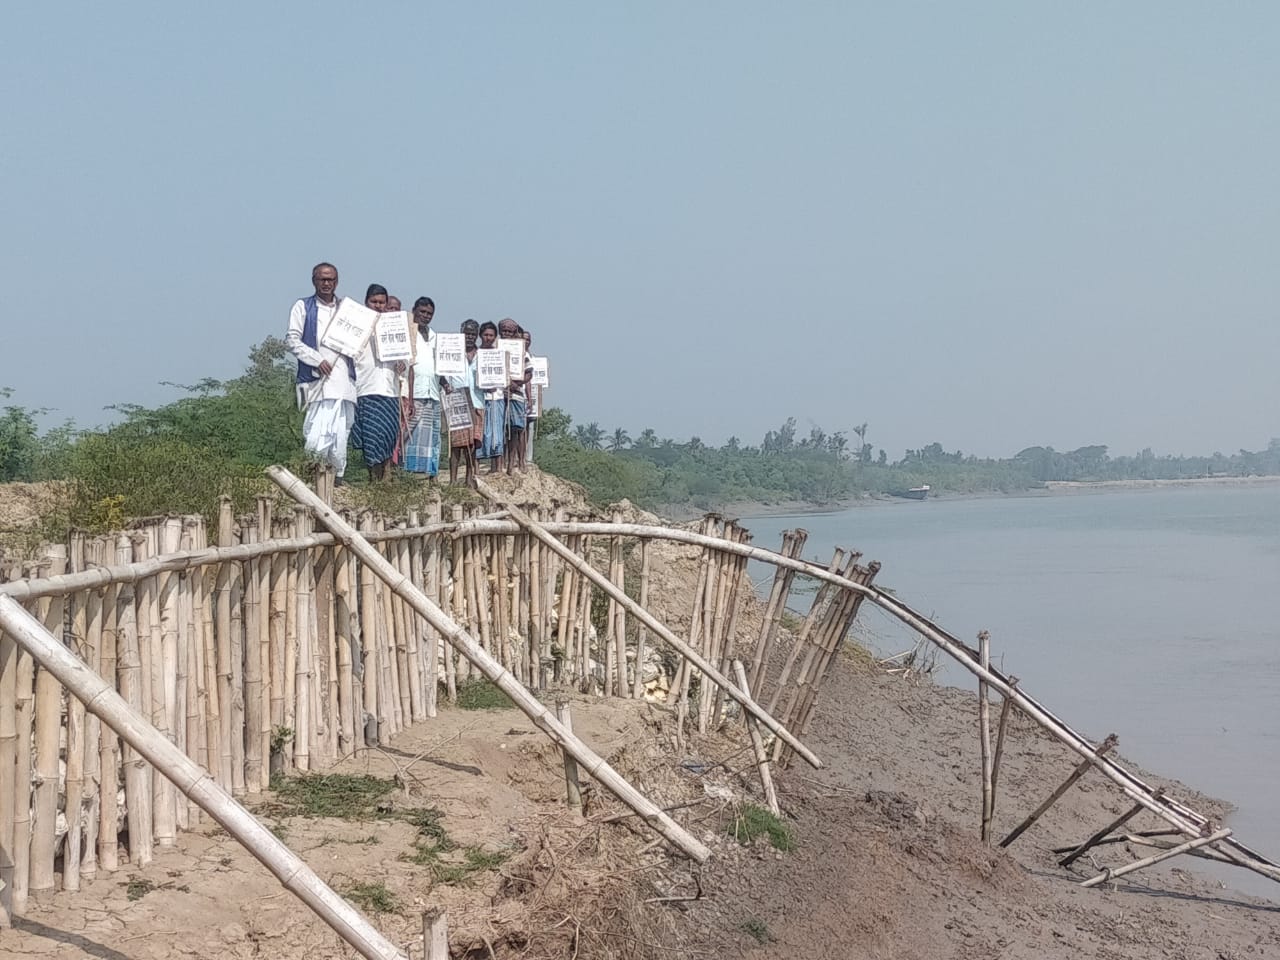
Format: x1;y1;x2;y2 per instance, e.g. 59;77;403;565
0;595;407;960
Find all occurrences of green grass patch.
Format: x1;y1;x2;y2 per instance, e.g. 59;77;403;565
741;918;774;943
727;803;794;852
343;880;398;914
404;841;511;886
266;773;398;820
454;677;513;710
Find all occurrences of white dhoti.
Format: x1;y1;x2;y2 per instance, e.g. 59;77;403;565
302;398;355;477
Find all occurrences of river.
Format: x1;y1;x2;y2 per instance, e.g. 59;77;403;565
744;483;1280;900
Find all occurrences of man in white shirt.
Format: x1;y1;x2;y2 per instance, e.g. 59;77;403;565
284;262;358;479
403;296;442;476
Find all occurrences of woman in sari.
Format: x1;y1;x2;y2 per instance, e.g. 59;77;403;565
351;283;403;480
477;320;506;473
445;319;484;488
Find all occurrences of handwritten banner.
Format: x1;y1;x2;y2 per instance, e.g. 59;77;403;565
435;333;466;377
373;311;413;362
530;356;549;387
319;297;378;357
476;349;507;390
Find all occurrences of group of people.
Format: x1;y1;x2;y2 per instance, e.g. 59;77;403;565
285;262;542;487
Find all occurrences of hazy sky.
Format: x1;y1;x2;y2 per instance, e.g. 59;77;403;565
3;2;1277;460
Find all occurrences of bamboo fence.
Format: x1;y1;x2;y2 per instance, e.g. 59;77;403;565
2;465;1276;923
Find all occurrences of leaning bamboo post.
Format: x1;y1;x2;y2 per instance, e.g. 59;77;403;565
748;529;802;696
1001;734;1119;848
215;498;236;788
732;660;779;815
358;513;380;746
116;535;154;867
11;583;36;911
989;677;1018;805
0;595;410;960
31;544;67;893
63;533;88;892
269;466;712;861
673;518;713;735
242;519;265;793
630;540;651;700
99;559;121;869
765;549;845;716
0;564;21;922
293;508;313;772
473;479;821;768
712;526;751;728
978;630;994;845
1080;828;1232;889
555;700;582;813
1060;788;1165;868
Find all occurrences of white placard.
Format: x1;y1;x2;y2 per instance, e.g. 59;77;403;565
443;390;474;432
476;349;507;390
319;297;378;357
373;311;413;362
434;333;466;377
499;339;524;381
530;356;549;387
528;385;541;419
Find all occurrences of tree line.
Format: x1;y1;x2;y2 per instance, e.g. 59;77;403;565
3;339;1279;522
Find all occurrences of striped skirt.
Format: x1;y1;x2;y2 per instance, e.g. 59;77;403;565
351;394;401;467
403;398;440;476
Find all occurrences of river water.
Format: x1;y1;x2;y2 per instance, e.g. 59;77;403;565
744;484;1280;900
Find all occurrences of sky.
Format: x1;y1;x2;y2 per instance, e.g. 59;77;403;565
2;2;1277;460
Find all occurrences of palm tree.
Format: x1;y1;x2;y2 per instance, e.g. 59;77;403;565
608;427;632;453
574;422;605;450
636;428;658;448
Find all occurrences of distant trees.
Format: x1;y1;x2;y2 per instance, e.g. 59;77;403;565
608;428;631;452
574;422;605;450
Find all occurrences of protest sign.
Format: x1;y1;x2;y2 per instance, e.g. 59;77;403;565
499;338;524;381
373;311;413;362
476;349;507;390
530;356;549;387
528;385;541;419
443;390;473;433
435;333;466;376
319;297;378;357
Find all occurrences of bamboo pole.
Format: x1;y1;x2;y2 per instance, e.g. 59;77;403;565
555;700;582;813
631;541;650;700
528;516;542;690
1059;789;1165;868
748;529;803;696
63;534;88;892
214;498;236;792
446;506;464;701
423;908;448;960
144;524;177;840
474;481;820;768
242;519;265;793
673;520;712;738
179;520;200;824
305;515;323;768
375;521;399;740
424;499;442;717
732;660;778;815
1001;734;1118;848
0;595;409;960
989;677;1017;805
978;630;994;845
269;530;289;770
81;542;104;879
116;535;154;867
99;564;121;869
766;549;844;715
228;513;248;793
269;466;711;861
0;564;20;923
608;515;626;697
133;528;158;853
11;582;35;911
31;545;67;893
283;513;300;769
358;513;380;746
294;508;313;772
333;537;357;754
574;534;593;687
1080;828;1232;888
389;525;411;728
711;526;750;728
405;517;426;723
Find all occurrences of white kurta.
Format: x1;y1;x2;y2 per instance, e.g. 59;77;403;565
286;296;357;475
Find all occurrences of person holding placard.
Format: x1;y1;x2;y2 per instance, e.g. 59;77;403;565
444;319;484;488
285;261;358;479
498;318;533;475
351;283;405;480
403;296;443;478
476;321;507;472
522;328;540;464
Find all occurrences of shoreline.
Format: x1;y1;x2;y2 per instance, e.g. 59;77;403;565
698;473;1280;521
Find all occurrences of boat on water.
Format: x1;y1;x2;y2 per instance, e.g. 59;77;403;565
898;484;930;501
